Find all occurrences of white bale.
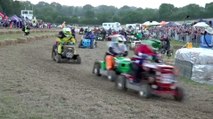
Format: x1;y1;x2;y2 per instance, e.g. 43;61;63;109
175;48;213;84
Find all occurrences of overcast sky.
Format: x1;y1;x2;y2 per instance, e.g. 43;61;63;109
19;0;212;8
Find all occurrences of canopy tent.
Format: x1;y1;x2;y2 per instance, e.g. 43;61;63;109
10;15;22;22
160;21;168;26
205;26;213;34
142;21;151;26
0;12;8;20
165;22;179;27
149;21;160;26
9;15;23;28
142;21;160;26
193;22;209;28
175;22;181;26
197;19;208;23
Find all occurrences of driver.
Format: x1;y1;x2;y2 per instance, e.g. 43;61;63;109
84;29;95;39
105;35;128;70
56;27;76;55
131;44;159;83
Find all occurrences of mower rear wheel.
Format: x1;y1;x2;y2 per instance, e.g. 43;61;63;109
107;70;117;82
115;75;127;91
174;87;184;102
55;54;62;63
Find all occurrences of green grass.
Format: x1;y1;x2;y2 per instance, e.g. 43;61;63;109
0;32;56;41
163;39;200;60
171;39;199;48
171;40;185;47
179;77;213;91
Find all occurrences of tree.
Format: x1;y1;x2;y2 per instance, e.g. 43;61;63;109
159;3;175;20
205;2;213;18
1;0;213;25
0;5;3;11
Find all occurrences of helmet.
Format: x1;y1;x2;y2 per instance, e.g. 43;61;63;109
112;35;126;44
62;28;72;37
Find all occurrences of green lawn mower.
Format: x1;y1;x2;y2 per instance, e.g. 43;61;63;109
92;56;132;81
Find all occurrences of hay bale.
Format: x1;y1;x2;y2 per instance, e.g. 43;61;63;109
17;38;27;43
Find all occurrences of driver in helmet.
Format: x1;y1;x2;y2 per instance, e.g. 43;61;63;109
131;44;159;83
56;27;76;55
83;29;95;46
84;29;95;39
105;35;128;70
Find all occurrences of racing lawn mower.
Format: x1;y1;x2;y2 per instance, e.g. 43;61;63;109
92;55;132;81
52;42;81;64
115;62;184;102
95;34;104;41
78;36;97;49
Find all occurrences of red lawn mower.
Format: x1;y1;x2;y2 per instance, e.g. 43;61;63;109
115;62;184;101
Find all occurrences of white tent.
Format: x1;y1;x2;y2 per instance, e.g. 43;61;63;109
205;26;213;34
193;22;209;28
142;21;151;26
149;21;160;26
174;22;181;26
142;21;160;26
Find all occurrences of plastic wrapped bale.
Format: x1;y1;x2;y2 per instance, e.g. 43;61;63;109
175;59;193;79
175;48;213;85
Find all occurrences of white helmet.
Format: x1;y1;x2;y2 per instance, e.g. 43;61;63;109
117;35;126;44
62;27;72;37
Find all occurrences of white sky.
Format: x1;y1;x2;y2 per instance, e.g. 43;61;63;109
19;0;212;8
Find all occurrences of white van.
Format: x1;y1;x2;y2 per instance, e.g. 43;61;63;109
102;22;121;31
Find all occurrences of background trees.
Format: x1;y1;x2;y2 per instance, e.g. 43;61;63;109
0;0;213;25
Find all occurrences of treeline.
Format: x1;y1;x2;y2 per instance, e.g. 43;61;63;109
0;0;213;24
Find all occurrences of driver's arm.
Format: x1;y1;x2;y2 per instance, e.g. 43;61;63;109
70;37;76;44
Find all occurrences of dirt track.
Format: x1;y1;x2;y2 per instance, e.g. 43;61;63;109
0;35;212;119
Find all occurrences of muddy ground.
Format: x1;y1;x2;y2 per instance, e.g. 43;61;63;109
0;35;212;119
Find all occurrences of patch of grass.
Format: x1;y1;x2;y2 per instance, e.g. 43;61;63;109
163;39;199;61
171;40;185;47
0;89;53;119
29;117;43;119
0;95;20;119
179;77;213;91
